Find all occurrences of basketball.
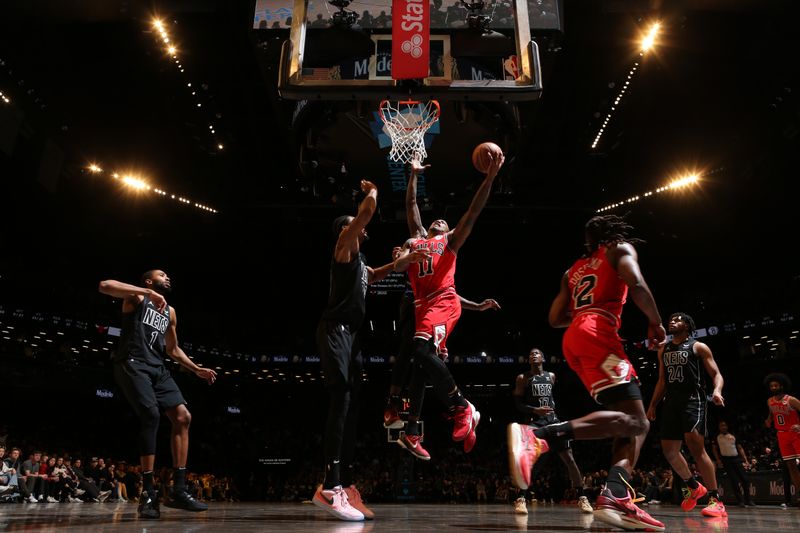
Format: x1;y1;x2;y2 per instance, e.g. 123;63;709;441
471;142;503;173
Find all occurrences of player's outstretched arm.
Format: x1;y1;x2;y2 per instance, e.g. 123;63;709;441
368;262;395;284
647;346;667;420
459;295;501;312
548;271;571;328
697;342;724;406
165;307;217;385
448;152;504;253
608;242;665;348
98;279;165;312
335;180;378;263
406;158;428;238
393;248;431;273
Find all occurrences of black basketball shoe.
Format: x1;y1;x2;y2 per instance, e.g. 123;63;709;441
138;490;160;519
164;489;208;512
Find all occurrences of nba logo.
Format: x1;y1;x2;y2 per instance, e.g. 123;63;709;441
504;55;519;80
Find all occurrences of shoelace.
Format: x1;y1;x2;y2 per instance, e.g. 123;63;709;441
619;474;645;505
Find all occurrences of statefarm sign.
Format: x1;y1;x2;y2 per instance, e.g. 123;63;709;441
391;0;430;79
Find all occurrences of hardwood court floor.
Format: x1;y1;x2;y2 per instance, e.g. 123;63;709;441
1;501;799;532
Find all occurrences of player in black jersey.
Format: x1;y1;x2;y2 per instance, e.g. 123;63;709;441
99;270;216;519
510;348;593;515
314;179;428;521
646;312;727;518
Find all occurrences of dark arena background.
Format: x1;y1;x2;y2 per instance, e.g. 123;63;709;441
1;0;800;531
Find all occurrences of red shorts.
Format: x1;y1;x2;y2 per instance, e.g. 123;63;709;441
777;430;800;460
414;288;461;359
562;313;637;400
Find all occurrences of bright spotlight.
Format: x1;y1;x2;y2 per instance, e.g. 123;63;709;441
669;174;700;189
87;164;102;173
641;22;661;52
167;45;177;55
121;176;149;190
153;19;164;29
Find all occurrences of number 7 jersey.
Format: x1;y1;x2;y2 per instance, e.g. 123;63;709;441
567;246;627;327
408;233;457;300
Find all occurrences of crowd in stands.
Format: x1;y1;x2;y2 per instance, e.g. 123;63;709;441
2;396;792;507
0;443;238;505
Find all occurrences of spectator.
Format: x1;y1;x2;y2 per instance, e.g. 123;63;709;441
658;470;673;503
4;448;35;502
713;421;755;507
22;451;45;502
0;446;19;497
72;458;110;502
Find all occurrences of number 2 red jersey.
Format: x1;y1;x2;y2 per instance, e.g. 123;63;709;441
408;233;457;300
567;246;627;327
769;394;800;431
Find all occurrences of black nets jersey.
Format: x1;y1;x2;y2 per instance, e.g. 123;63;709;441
662;339;705;400
115;296;170;366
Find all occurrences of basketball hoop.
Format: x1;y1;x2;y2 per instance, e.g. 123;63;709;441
379;99;441;164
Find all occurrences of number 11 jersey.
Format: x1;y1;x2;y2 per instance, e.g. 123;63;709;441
408;233;457;300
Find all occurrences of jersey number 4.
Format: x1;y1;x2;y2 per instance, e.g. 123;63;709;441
573;275;597;309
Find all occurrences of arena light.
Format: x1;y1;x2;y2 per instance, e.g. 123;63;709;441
591;22;661;150
641;22;661;53
596;172;701;213
148;17;226;154
0;90;10;104
121;175;149;190
88;160;218;213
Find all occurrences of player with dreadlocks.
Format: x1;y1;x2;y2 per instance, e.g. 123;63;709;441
647;312;727;518
764;372;800;508
507;214;666;531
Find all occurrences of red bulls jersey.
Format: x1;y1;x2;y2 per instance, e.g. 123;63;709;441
769;395;800;431
408;233;456;300
567;246;627;326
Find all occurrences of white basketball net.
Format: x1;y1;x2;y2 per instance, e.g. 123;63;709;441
379;100;441;164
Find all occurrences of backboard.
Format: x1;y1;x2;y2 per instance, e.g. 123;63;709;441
273;0;549;101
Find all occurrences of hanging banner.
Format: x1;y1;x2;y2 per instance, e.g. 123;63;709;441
391;0;430;79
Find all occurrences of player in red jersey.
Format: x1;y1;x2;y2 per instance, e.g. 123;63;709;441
392;153;504;459
507;214;666;531
764;373;800;507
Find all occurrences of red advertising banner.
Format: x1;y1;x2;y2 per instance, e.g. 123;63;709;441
391;0;430;79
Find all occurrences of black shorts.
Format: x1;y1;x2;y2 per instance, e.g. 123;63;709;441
659;393;707;440
595;380;643;406
531;419;571;452
316;320;362;390
113;358;186;417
